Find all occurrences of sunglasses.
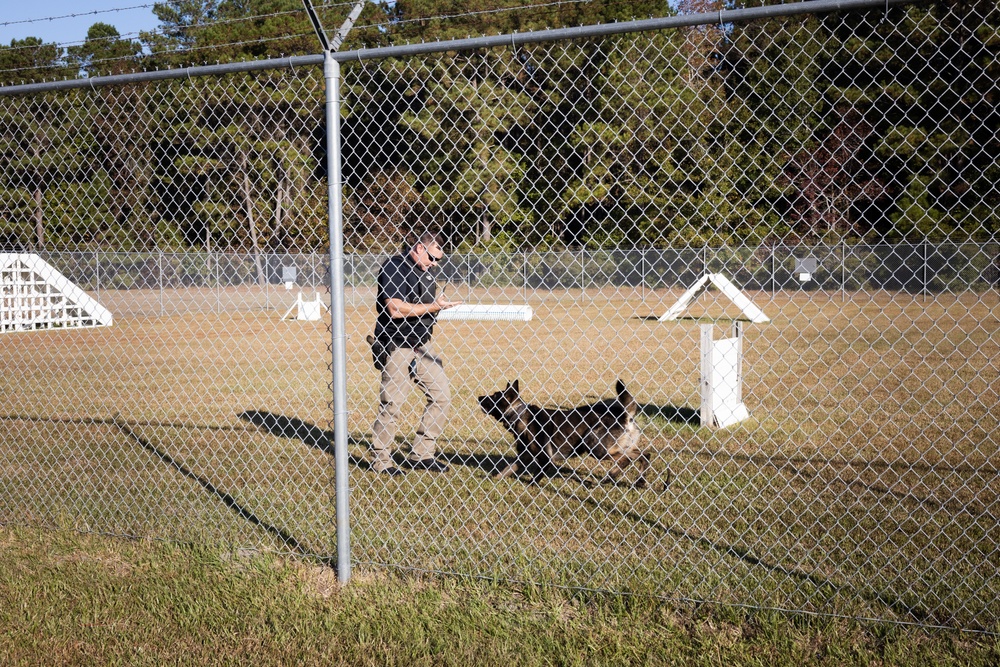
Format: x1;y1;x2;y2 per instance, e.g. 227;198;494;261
422;244;445;263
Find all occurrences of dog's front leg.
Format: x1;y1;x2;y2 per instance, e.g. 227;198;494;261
496;461;519;478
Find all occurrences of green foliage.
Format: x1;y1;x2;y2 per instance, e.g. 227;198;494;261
2;2;998;251
0;37;73;86
67;23;143;77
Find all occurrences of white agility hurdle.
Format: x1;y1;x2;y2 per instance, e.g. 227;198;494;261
660;273;769;428
281;291;329;321
1;253;113;333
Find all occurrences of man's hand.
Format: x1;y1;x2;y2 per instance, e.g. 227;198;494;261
435;296;462;311
435;289;462;311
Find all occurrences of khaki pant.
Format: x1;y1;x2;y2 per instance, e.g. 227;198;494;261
371;344;450;471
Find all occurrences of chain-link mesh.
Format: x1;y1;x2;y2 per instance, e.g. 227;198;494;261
2;2;998;629
0;69;337;556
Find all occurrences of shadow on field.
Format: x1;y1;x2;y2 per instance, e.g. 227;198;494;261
553;486;934;624
678;447;995;516
445;451;590;482
237;410;371;469
114;419;324;561
638;403;700;426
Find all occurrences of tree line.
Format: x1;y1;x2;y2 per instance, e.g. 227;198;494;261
1;0;997;253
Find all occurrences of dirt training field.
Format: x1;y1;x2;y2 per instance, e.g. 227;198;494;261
1;285;998;628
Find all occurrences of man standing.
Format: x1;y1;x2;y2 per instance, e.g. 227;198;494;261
370;229;461;476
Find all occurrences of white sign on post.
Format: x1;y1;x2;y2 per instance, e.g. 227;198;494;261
701;322;750;428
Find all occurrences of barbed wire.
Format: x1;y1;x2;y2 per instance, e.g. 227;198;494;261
0;31;320;80
0;0;652;79
0;3;158;29
363;0;591;30
0;3;347;53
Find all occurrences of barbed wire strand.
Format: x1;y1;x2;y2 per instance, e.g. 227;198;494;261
0;0;645;79
0;3;159;28
0;4;341;54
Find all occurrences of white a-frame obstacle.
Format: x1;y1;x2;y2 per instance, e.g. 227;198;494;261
1;253;113;333
658;273;770;323
659;273;770;428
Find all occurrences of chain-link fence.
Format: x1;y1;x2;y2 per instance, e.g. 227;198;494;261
2;0;998;630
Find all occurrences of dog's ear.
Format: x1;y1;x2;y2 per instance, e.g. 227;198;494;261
617;379;637;414
509;379;519;393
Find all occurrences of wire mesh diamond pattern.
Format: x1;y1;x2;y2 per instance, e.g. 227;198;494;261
1;2;998;630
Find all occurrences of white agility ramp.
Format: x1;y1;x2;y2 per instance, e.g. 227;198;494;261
437;304;533;322
1;253;113;333
659;273;769;323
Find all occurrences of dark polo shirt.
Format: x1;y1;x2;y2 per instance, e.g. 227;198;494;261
374;252;438;348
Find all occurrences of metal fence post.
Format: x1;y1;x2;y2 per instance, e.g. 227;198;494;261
215;252;221;314
324;50;351;584
159;249;164;316
841;239;846;302
641;250;646;300
923;240;929;300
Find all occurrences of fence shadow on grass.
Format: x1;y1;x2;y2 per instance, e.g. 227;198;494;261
553;486;935;625
678;447;995;516
114;418;323;561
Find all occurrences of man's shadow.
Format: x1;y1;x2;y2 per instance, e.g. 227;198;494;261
237;410;371;469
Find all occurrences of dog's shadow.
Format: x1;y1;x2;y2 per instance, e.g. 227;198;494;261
543;395;699;428
237;410;662;486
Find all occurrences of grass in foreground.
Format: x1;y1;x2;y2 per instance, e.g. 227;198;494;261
1;526;997;666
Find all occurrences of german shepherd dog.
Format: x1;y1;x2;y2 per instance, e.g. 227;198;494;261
477;379;650;487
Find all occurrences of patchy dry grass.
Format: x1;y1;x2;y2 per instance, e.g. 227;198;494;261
2;525;998;666
1;286;998;629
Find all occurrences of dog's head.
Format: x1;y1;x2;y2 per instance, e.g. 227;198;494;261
478;380;531;434
478;379;520;421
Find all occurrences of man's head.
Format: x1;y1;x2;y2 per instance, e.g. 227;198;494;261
409;229;445;272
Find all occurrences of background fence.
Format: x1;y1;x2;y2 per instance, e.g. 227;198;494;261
2;0;998;631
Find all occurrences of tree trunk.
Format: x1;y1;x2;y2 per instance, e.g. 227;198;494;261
479;205;491;244
242;157;266;287
33;187;44;249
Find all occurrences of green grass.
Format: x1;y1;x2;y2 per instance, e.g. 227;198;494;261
1;286;998;630
1;525;998;666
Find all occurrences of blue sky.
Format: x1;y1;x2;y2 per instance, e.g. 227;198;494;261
0;1;162;48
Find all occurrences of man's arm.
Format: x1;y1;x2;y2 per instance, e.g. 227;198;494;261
384;292;462;318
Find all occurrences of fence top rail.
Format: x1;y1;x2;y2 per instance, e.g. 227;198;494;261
0;0;915;97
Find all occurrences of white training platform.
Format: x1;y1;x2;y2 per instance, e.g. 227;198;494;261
436;304;533;322
1;253;113;333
